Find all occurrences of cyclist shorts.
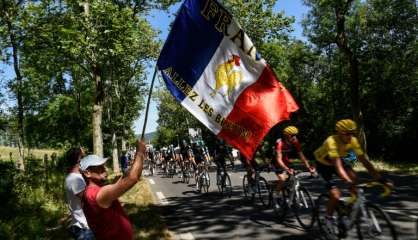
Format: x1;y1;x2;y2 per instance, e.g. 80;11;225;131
241;158;258;170
195;155;203;165
215;159;226;170
214;155;226;164
270;164;291;175
316;160;353;189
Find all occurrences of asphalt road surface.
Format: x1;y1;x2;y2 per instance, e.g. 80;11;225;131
145;162;418;240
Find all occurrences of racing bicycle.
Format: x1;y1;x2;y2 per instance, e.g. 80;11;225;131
315;181;397;240
195;160;211;193
243;166;270;207
216;161;232;197
270;171;317;229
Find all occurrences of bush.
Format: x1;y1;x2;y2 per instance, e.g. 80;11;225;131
0;160;67;239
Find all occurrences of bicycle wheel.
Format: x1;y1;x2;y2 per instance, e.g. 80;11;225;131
196;175;202;193
315;194;339;240
185;170;191;184
216;172;222;192
271;186;289;221
257;177;270;207
202;171;210;193
222;173;232;198
356;202;397;240
243;174;250;198
149;163;154;176
293;186;316;230
243;174;255;202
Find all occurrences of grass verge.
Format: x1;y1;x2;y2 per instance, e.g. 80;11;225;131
354;159;418;175
0;146;60;162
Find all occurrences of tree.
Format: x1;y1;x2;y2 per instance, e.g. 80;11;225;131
302;0;369;149
0;0;28;170
302;0;418;160
220;0;294;48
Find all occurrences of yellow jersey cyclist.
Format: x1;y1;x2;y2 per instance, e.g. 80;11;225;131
274;126;315;192
314;119;392;234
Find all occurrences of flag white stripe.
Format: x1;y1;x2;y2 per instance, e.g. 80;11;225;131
181;36;266;133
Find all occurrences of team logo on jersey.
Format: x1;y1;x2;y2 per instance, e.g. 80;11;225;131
210;54;243;97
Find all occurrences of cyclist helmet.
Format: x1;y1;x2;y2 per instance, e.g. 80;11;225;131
283;126;298;136
335;119;357;133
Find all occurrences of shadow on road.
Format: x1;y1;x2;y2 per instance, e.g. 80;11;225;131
154;183;320;239
151;164;418;240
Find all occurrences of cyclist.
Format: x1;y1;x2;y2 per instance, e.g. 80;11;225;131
191;142;205;169
180;140;193;177
180;140;191;163
213;139;229;178
314;119;389;235
274;126;315;192
238;148;256;178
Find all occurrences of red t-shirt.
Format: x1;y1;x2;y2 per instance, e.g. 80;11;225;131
82;185;133;240
275;138;302;167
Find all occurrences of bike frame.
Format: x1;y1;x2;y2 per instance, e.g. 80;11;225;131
285;172;312;208
346;188;382;233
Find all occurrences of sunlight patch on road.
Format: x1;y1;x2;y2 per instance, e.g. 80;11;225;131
156;191;169;205
385;209;418;219
178;232;195;240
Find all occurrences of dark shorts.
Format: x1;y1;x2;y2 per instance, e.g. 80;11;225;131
270;164;289;174
214;158;227;173
214;154;227;164
316;160;353;190
69;225;95;240
240;156;257;170
195;155;203;164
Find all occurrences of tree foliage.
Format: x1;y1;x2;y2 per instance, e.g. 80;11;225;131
0;0;174;158
155;0;417;163
0;0;416;164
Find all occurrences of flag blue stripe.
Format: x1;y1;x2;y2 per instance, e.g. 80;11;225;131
157;0;224;101
161;71;186;102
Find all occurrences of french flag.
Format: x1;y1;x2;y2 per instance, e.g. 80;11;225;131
157;0;299;160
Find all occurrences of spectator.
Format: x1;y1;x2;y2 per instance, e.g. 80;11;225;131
80;139;146;240
120;151;129;175
64;147;94;240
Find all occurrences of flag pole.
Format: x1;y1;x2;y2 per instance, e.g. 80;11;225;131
141;66;158;140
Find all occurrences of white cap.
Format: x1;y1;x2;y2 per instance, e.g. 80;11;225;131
80;154;108;171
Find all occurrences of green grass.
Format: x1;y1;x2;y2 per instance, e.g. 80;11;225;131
0;146;61;162
0;161;68;240
354;159;418;174
0;147;171;240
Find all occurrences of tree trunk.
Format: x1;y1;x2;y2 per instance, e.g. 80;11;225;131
16;136;25;171
75;77;82;146
4;5;25;170
121;137;127;152
92;103;104;157
83;0;105;157
111;132;120;174
334;1;367;151
92;68;104;157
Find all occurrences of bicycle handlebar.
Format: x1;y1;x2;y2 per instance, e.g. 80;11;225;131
355;181;393;198
294;171;318;179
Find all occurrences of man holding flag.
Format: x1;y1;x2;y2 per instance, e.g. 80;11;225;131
157;0;299;160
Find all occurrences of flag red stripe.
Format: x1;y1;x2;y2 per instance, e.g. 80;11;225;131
217;66;299;160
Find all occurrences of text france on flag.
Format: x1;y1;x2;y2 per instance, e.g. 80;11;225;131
157;0;299;160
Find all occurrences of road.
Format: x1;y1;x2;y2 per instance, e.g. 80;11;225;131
145;162;418;240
